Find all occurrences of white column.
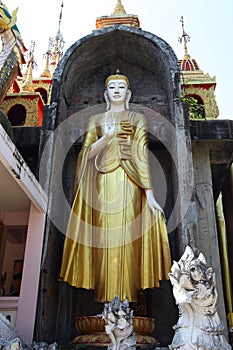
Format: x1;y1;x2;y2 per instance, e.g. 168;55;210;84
16;203;45;343
192;143;227;333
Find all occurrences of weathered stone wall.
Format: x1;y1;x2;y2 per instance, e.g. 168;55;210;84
191;120;233;336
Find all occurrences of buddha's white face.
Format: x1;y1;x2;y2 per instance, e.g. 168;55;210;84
107;79;128;103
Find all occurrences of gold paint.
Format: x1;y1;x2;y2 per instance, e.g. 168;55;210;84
32;80;52;104
216;194;233;327
183;86;219;119
0;6;18;32
117;120;134;159
21;61;34;93
40;52;52;78
105;70;130;88
59;110;171;302
112;0;126;16
0;95;39;126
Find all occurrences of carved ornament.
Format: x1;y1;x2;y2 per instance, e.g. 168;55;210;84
183;86;219;119
169;246;231;349
32;82;52;103
0;96;39;126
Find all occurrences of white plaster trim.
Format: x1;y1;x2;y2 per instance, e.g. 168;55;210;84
0;297;19;310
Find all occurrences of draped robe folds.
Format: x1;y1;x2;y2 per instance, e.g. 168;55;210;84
59;110;171;302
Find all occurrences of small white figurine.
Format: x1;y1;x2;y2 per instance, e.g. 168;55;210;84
101;295;136;350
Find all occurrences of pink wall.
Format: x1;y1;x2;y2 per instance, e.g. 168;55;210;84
0;211;29;226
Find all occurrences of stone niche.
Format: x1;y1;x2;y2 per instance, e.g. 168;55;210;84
53;25;180;122
37;25;186;346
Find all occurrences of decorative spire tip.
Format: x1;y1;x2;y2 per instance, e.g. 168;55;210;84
178;16;191;60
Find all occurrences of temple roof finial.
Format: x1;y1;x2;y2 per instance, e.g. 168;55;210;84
96;0;140;30
179;16;191;60
40;38;52;78
58;1;64;36
21;40;36;92
49;2;65;74
112;0;126;16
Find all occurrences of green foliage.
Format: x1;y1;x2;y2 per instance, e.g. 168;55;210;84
182;96;205;120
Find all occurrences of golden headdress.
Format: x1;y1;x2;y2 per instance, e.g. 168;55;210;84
105;69;130;88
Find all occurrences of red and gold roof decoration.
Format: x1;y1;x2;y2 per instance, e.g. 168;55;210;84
0;2;65;127
179;17;219;119
179;58;200;72
1;92;44;126
96;0;140;29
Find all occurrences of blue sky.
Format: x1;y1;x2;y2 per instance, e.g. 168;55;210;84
4;0;233;119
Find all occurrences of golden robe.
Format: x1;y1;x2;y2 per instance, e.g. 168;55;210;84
59;110;171;302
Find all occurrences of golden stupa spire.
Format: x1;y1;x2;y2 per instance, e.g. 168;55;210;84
112;0;126;16
21;41;35;92
96;0;140;29
179;16;191;60
40;38;52;78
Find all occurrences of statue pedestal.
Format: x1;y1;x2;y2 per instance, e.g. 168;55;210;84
72;316;159;348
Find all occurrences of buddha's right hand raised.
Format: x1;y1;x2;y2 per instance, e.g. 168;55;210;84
104;122;115;140
88;123;115;159
88;122;115;160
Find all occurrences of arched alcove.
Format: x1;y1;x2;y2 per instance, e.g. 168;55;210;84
35;25;232;347
37;25;189;346
7;104;26;126
184;93;205;119
52;25;181;123
35;87;48;104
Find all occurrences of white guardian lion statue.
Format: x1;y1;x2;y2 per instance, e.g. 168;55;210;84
168;246;231;350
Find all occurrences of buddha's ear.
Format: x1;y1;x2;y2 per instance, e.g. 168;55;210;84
104;90;110;111
125;89;132;110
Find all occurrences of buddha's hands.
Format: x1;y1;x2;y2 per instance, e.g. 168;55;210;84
88;119;115;160
145;189;164;216
104;121;115;140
